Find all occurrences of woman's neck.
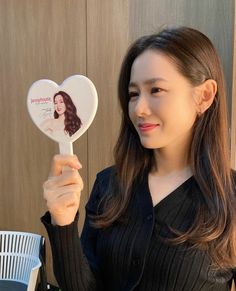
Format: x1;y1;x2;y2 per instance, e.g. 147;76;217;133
58;114;65;121
152;136;192;177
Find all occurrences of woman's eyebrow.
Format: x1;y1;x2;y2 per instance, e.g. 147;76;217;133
128;77;168;88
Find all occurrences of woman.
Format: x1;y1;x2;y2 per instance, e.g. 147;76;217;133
41;26;236;290
41;91;82;138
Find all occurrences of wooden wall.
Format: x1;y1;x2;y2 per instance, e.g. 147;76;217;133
86;0;129;194
0;0;235;287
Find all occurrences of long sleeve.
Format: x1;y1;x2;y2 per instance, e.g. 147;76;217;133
41;175;104;291
41;168;234;291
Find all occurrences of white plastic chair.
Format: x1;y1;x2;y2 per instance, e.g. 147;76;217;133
0;231;44;291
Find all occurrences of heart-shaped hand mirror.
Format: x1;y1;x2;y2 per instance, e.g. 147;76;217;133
27;75;98;154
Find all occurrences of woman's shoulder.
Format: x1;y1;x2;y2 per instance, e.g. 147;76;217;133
96;165;116;187
97;165;116;177
40;118;54;129
86;166;116;211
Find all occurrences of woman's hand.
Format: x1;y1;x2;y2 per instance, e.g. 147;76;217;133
43;154;83;226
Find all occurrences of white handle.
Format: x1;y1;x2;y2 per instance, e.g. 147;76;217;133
59;142;73;155
59;142;74;172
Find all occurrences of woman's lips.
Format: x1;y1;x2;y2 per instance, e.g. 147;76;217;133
138;123;160;132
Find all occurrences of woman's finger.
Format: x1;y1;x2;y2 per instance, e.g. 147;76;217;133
44;170;83;191
49;154;82;177
46;190;81;211
44;183;83;203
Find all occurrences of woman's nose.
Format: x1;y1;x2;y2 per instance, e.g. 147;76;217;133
134;95;151;117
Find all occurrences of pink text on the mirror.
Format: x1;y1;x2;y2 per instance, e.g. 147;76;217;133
31;97;52;104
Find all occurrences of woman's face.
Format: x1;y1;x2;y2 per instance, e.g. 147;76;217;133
54;95;66;115
128;49;198;150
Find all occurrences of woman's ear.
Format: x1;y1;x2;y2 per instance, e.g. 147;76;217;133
194;79;217;114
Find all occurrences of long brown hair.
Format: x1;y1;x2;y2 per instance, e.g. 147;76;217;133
93;26;236;269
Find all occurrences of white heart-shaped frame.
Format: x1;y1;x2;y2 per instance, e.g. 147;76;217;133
27;75;98;154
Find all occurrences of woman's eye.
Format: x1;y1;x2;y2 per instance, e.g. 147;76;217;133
151;87;163;94
128;91;139;99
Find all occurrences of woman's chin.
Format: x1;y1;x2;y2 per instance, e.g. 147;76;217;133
140;140;162;149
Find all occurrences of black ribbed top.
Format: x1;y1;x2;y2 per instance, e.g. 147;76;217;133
41;166;236;291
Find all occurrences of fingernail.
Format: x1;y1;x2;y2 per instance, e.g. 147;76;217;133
76;161;82;169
